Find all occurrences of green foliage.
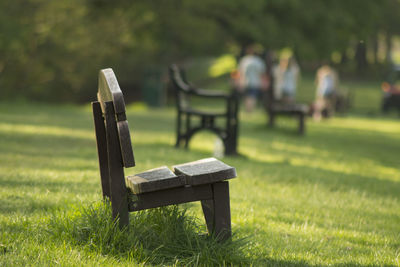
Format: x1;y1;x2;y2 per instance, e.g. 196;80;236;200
1;0;400;102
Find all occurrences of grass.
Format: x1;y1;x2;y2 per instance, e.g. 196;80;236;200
0;77;400;266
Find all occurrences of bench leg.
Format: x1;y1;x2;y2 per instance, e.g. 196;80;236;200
201;181;231;241
268;111;275;127
224;135;237;155
298;113;305;135
224;117;238;156
184;114;191;149
104;101;130;228
175;112;182;147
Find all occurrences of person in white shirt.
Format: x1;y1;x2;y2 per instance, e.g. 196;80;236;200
238;46;268;112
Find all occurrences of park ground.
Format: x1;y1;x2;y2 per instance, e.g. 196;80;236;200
0;75;399;266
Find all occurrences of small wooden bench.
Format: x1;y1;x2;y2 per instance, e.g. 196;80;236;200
169;64;239;155
92;68;236;241
265;90;308;135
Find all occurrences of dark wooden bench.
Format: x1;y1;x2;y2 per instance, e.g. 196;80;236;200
92;68;237;241
169;64;239;155
265;90;308;135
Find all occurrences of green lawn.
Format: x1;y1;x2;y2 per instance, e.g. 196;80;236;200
0;94;399;265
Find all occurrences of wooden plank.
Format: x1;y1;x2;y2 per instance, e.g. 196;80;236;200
98;68;135;168
173;158;236;186
104;101;129;228
116;120;135;168
92;101;111;199
98;68;126;115
126;166;185;194
129;184;213;211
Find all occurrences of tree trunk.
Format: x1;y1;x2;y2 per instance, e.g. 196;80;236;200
385;32;392;64
355;41;367;74
372;34;378;64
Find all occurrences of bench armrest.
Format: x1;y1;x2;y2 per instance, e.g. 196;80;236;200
187;88;234;100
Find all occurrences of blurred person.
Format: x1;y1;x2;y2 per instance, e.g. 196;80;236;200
261;50;276;108
273;56;300;103
238;45;268;112
313;65;339;120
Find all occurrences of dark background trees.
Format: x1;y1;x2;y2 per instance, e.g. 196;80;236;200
1;0;399;102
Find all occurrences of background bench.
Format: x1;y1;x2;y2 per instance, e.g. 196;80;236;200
264;89;308;135
92;68;236;241
169;64;239;155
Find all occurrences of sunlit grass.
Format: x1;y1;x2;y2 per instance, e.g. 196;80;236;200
0;100;399;266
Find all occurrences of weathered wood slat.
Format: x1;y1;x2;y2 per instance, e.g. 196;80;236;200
92;101;111;199
126;166;185;194
104;101;129;227
116;120;135;167
98;68;126;115
173;157;236;186
129;184;213;211
201;199;215;235
211;181;231;241
98;68;135;168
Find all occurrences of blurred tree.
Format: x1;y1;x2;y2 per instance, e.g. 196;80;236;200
0;0;399;102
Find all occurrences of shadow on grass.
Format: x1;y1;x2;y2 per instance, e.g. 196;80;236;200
134;142;400;201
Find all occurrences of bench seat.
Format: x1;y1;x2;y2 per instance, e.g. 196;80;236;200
173;158;236;186
270;103;309;114
267;101;309;135
126;158;236;194
126;166;184;194
182;108;228;117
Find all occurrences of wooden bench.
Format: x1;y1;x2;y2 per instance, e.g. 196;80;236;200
92;68;237;241
265;90;308;135
169;64;239;155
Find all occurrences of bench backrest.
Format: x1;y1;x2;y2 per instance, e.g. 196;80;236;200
98;68;135;168
169;64;194;110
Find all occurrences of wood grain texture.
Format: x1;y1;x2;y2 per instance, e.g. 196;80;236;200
211;181;231;241
92;101;111;199
117;120;135;167
173;157;236;186
104;101;129;227
126;166;185;194
201;199;215;235
98;68;135;167
129;184;213;211
98;68;126;115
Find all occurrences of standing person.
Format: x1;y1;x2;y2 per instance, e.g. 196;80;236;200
238;45;268;112
273;56;300;103
313;65;339;120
